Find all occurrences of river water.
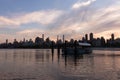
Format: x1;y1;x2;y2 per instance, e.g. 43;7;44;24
0;49;120;80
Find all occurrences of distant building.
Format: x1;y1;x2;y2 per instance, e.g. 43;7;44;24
29;39;33;43
42;34;44;41
85;34;88;41
63;35;65;43
70;39;74;44
96;38;102;47
90;33;93;41
57;35;59;43
45;37;51;47
82;37;85;42
92;38;101;47
115;38;120;43
57;39;62;44
46;37;50;43
23;38;26;43
14;39;18;44
111;33;114;41
101;37;105;47
6;39;8;44
35;37;44;44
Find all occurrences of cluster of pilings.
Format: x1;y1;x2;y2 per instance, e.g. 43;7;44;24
51;40;78;55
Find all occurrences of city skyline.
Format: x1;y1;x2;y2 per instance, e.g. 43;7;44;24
1;32;119;44
0;0;120;42
0;32;120;48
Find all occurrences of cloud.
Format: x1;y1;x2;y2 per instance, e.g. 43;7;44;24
13;10;63;25
0;10;63;28
17;29;44;34
47;1;120;40
0;16;19;27
72;0;96;9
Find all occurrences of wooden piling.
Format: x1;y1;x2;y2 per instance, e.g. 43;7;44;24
57;44;60;54
51;41;54;54
74;40;77;55
64;41;67;55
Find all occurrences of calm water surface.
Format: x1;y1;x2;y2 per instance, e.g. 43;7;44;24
0;49;120;80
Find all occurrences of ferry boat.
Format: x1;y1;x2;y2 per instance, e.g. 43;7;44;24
62;42;92;55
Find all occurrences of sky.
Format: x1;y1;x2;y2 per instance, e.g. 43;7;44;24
0;0;120;43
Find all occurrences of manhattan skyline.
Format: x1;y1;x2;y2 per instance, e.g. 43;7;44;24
0;0;120;42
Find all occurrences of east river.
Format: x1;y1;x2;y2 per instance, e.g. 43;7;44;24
0;49;120;80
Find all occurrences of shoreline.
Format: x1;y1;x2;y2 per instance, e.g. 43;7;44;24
0;47;120;50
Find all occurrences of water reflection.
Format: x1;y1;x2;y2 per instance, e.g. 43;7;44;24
35;49;44;63
0;49;120;80
62;54;84;68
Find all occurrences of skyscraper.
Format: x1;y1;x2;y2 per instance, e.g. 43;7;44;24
90;33;93;41
85;34;88;41
6;39;8;44
63;35;65;43
42;34;44;41
57;35;59;43
111;33;114;41
82;37;85;41
101;37;105;47
23;38;25;43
